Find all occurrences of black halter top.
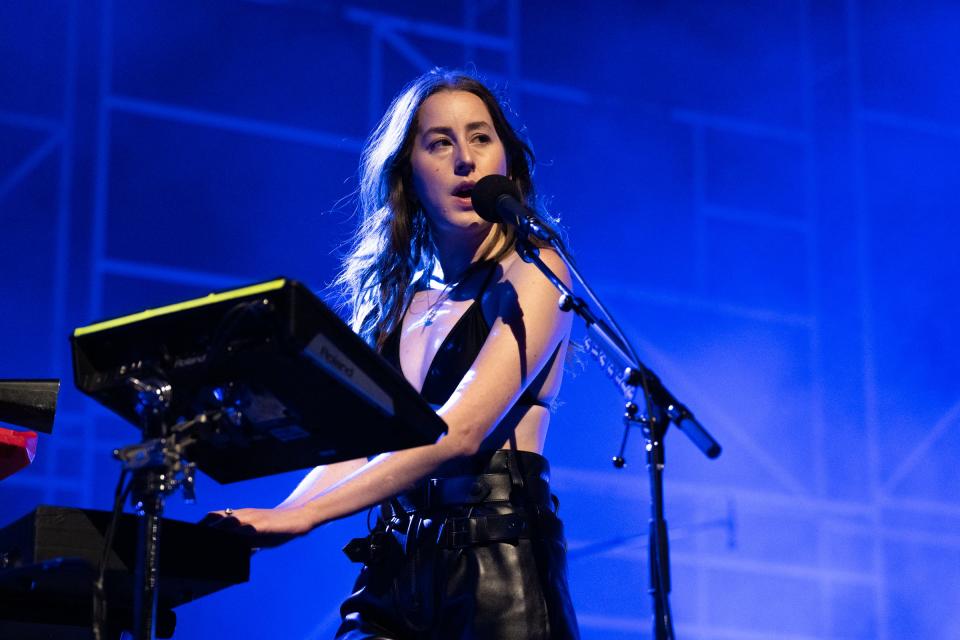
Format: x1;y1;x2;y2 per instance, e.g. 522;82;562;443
381;267;550;409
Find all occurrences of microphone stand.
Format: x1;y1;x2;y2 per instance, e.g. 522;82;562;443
511;218;722;640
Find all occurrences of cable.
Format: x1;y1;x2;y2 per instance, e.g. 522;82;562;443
92;466;133;640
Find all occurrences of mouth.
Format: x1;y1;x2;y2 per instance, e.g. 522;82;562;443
451;182;476;200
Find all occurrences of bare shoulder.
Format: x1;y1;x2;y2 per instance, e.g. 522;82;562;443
501;247;572;291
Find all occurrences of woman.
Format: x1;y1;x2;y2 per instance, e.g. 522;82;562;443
215;68;579;639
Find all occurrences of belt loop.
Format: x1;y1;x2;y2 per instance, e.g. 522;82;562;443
505;450;528;501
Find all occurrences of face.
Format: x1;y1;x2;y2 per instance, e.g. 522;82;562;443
409;90;509;234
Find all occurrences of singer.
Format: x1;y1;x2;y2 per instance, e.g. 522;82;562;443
210;68;579;638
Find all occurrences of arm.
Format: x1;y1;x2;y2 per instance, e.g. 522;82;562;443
275;457;367;509
218;251;572;539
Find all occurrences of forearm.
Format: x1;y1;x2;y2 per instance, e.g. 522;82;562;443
299;434;466;526
277;458;367;509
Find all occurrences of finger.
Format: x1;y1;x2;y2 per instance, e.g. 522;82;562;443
246;531;294;548
208;515;243;530
198;512;228;526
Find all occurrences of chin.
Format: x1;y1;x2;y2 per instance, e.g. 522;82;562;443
460;213;492;229
435;213;492;236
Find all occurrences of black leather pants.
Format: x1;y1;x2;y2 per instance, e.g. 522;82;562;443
336;450;580;640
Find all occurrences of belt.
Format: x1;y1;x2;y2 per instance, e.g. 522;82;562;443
437;511;563;549
344;510;564;563
395;473;552;513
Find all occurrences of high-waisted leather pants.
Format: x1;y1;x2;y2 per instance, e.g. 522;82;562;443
335;450;580;639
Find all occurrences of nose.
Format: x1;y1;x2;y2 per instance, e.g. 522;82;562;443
454;144;475;176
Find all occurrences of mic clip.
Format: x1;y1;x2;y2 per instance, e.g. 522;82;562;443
518;215;556;243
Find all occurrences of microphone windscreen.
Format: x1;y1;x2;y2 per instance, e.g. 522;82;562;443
471;174;520;224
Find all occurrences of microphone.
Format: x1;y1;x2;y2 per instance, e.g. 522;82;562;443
471;175;556;242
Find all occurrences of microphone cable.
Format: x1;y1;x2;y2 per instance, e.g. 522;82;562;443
93;466;133;640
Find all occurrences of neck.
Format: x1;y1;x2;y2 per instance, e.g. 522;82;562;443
432;223;503;284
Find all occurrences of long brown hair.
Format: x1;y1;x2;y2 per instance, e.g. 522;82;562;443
336;68;538;349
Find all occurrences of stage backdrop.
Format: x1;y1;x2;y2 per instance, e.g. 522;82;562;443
2;1;958;638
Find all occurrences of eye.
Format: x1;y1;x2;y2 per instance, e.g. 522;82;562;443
428;138;452;151
472;134;492;144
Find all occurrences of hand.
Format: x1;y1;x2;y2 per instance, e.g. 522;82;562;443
200;506;315;547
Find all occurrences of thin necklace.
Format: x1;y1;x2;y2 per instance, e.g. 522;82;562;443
421;281;455;327
418;259;495;328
